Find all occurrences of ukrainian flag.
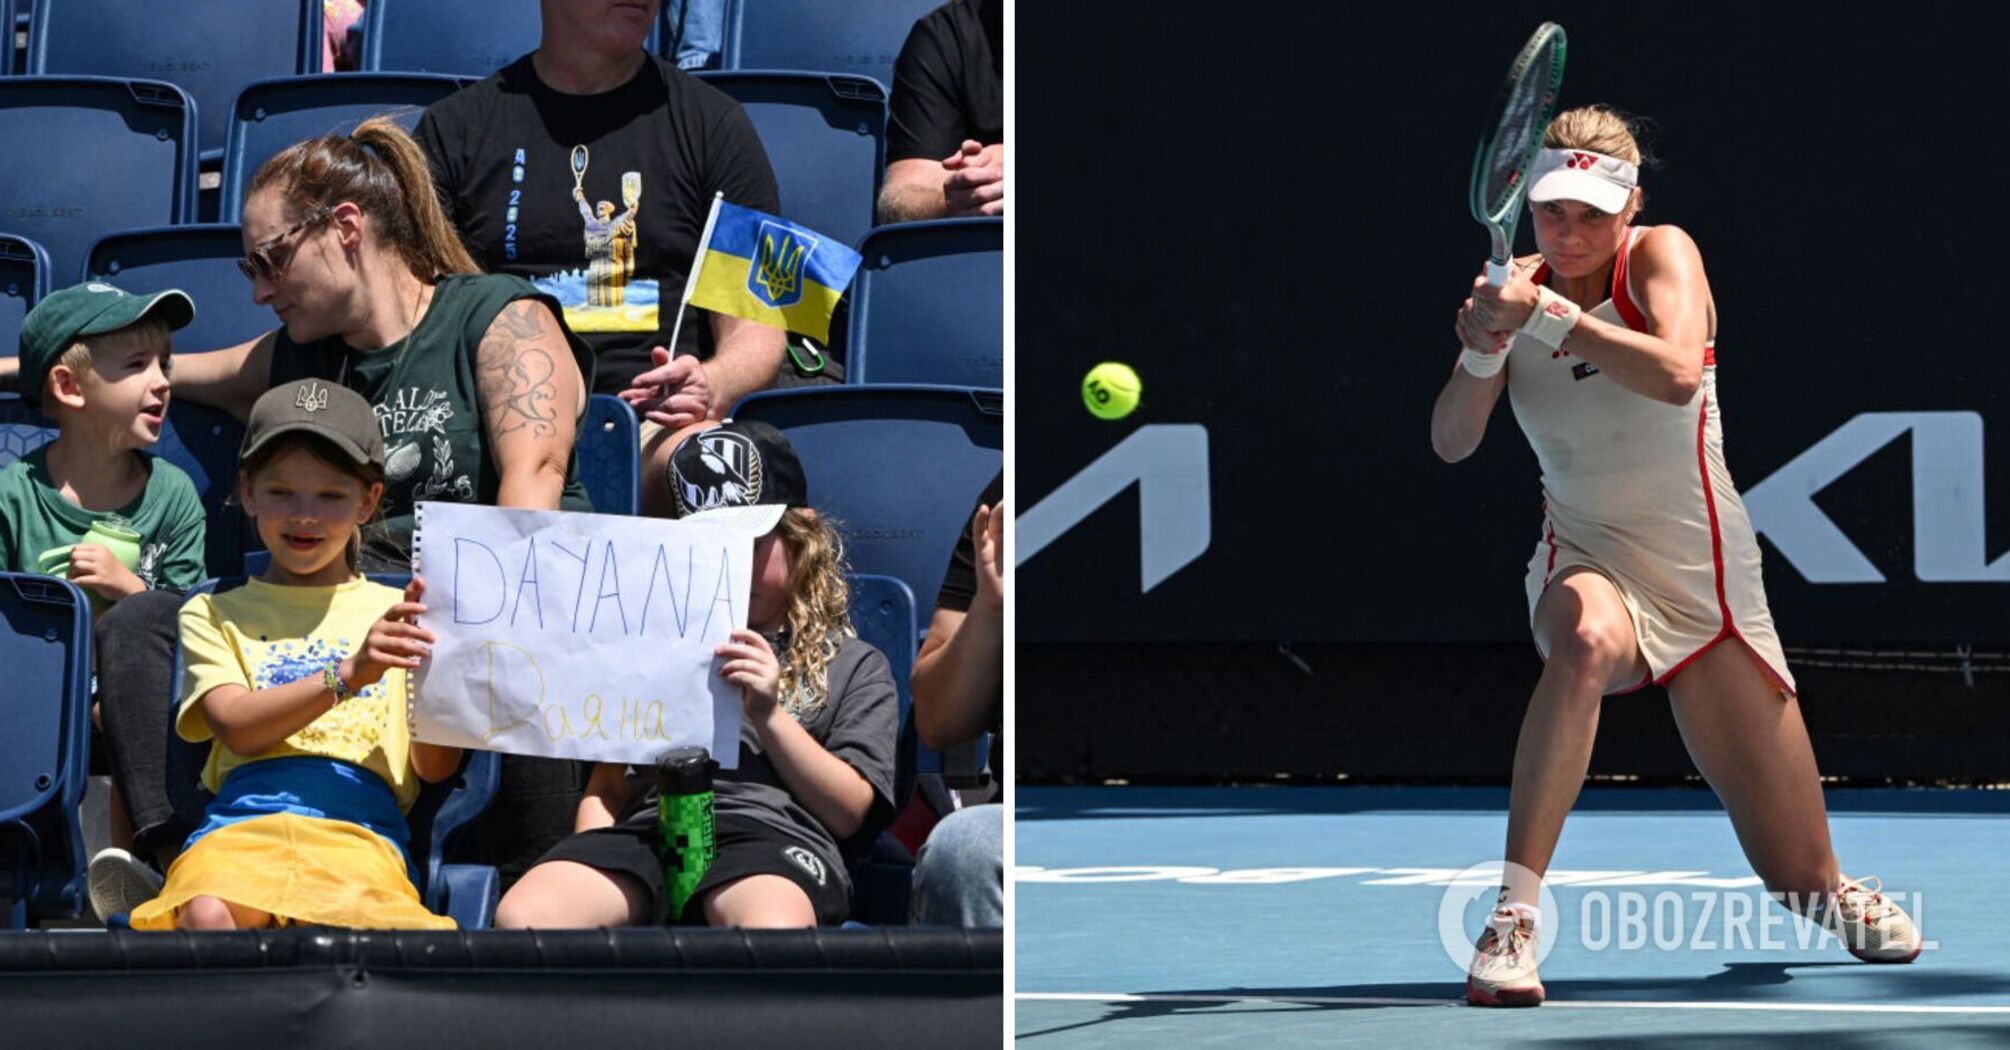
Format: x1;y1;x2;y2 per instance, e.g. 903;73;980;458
685;196;863;344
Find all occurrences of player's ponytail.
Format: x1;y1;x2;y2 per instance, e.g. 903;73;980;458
249;117;482;282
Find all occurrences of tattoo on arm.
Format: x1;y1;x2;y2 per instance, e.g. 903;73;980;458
478;301;562;439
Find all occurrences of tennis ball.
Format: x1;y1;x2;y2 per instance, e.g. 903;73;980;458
1082;362;1141;420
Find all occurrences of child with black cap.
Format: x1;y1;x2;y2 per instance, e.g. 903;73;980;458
495;420;900;928
122;379;464;930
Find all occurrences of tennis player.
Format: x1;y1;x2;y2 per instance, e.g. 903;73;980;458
1433;105;1922;1007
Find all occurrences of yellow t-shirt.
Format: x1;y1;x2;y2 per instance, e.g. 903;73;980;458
177;576;421;812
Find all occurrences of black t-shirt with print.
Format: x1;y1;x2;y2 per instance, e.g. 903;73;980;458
887;0;1004;163
416;54;780;395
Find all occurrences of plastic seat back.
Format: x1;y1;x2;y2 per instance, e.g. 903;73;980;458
85;225;272;354
730;384;1002;618
223;73;471;221
580;394;641;517
27;0;320;163
0;235;51;362
847;219;1002;388
720;0;944;91
0;77;197;283
695;71;887;255
0;572;93;927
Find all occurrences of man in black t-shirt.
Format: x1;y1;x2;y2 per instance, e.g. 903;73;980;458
879;0;1005;223
414;0;787;517
908;472;1004;927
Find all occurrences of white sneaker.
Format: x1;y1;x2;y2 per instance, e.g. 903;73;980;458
1467;906;1545;1007
88;848;164;924
1822;875;1922;963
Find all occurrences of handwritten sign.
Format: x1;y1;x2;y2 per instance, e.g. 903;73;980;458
409;501;751;766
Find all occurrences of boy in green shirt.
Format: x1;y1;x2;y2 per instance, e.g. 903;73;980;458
5;281;210;914
1;282;207;596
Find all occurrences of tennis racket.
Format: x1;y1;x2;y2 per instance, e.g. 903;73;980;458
1469;22;1567;289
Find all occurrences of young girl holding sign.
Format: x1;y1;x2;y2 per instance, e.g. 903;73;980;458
124;380;464;929
496;421;900;928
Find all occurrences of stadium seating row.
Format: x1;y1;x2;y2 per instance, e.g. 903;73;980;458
10;0;946;148
0;218;1001;392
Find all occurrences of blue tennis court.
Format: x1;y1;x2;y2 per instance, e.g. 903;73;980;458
1015;786;2010;1045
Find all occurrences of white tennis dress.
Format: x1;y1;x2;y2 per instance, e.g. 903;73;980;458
1506;226;1795;696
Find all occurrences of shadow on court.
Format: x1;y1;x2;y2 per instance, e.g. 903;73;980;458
1017;966;2010;1042
1018;786;2010;823
1517;1026;2010;1049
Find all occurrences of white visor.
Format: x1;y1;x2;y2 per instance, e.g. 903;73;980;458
680;502;788;535
1526;148;1638;213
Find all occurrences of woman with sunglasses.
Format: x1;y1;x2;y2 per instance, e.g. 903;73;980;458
86;117;601;914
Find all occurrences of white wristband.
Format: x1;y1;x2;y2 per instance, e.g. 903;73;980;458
1519;286;1581;348
1460;344;1509;378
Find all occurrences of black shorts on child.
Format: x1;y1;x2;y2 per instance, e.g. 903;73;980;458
537;810;850;926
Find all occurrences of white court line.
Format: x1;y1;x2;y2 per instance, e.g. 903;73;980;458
1016;992;2010;1015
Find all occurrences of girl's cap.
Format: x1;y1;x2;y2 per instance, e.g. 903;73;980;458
240;379;387;473
667;420;807;534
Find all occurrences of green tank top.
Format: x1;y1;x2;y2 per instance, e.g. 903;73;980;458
268;274;597;570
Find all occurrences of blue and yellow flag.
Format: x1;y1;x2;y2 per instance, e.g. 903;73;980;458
685;197;863;344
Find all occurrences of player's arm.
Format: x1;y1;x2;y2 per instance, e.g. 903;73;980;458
1432;273;1515;463
1477;227;1709;405
170;331;279;422
477;300;585;511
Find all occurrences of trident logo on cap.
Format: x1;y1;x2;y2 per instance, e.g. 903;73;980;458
295;381;330;413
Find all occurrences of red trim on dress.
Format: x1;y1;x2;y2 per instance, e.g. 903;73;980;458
1611;227;1651;333
1650;392;1798;696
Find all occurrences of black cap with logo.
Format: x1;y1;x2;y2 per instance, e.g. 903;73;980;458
667;420;807;533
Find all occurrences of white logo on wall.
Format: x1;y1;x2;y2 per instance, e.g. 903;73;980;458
1745;412;2010;583
1017;425;1212;592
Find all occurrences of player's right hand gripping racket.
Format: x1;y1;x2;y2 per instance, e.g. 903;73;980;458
1470;23;1567;289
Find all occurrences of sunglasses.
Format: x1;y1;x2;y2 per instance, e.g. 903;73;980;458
237;205;334;283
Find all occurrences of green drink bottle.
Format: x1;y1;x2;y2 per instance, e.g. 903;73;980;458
656;748;718;923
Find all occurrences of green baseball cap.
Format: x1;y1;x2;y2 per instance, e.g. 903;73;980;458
17;281;195;408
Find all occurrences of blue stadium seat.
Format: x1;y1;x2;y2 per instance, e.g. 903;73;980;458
85;225;274;354
581;393;641;517
718;0;944;92
844;572;917;925
0;572;93;928
695;71;887;258
223;74;472;222
0;393;244;580
0;234;51;360
0;0;14;76
26;0;321;165
729;384;1001;627
846;219;1003;388
362;0;659;76
169;574;502;928
0;77;198;286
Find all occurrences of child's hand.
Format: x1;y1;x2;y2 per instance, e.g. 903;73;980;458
340;576;434;692
67;543;144;600
716;628;781;722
